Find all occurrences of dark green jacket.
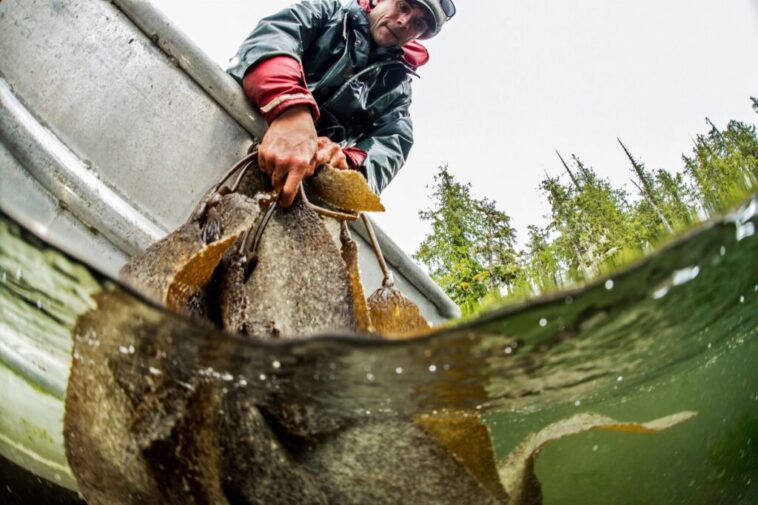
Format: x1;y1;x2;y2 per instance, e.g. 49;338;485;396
227;0;422;194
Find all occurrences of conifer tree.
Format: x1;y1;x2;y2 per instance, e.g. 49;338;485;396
683;118;758;212
415;165;518;307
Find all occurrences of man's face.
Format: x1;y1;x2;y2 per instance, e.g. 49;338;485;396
368;0;433;47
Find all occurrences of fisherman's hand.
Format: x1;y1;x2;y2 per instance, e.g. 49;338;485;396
316;137;350;170
258;105;318;208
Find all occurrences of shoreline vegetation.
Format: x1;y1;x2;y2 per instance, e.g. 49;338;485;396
415;97;758;317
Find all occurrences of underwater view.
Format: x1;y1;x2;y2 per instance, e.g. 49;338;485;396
1;196;756;503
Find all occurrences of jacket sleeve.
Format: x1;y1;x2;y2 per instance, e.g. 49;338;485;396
242;56;320;123
355;85;414;194
227;0;342;83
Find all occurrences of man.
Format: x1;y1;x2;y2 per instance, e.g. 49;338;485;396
228;0;456;207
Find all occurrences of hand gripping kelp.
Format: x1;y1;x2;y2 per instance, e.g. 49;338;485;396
117;148;398;339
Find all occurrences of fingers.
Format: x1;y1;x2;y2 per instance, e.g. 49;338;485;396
315;146;331;167
315;139;349;170
332;150;349;170
280;169;305;208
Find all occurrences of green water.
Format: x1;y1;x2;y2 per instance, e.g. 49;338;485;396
491;299;758;505
0;197;756;503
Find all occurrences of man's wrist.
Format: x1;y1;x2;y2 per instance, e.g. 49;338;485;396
274;104;310;119
267;101;319;125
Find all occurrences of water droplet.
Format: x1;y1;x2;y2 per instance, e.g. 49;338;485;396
740;296;745;303
395;367;403;375
1;271;6;283
424;349;432;358
736;221;755;241
574;400;582;407
443;364;450;371
221;372;234;382
328;362;336;370
36;299;42;309
707;342;712;349
118;345;135;355
592;445;599;452
258;373;267;381
605;279;614;290
272;360;281;369
720;246;726;256
428;364;437;372
652;287;669;299
539;318;548;327
616;375;624;382
504;346;514;355
366;373;375;382
15;268;21;280
673;266;700;286
149;367;162;376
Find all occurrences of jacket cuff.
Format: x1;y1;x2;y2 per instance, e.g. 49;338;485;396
242;55;320;124
342;146;367;169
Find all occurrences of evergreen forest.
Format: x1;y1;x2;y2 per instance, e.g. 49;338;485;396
415;98;758;316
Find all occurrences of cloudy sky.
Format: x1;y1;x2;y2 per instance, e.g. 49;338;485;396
152;0;758;255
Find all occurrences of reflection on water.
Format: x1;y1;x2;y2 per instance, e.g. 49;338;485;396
0;197;757;503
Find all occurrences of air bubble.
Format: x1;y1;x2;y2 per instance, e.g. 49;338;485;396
605;279;614;290
539;318;548;327
428;364;437;372
395;367;403;375
118;345;135;355
652;287;669;299
366;373;375;382
272;360;281;369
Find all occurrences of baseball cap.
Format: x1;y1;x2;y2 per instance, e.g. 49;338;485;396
415;0;456;38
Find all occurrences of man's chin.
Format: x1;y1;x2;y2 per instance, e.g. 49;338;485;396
372;28;401;47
